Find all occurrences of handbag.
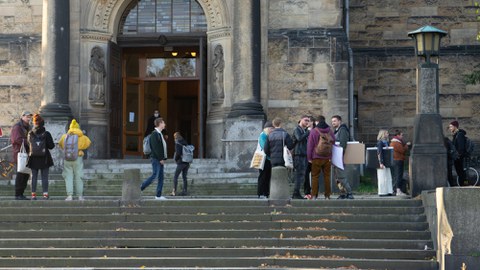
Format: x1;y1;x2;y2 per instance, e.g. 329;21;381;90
250;144;266;170
283;134;293;169
17;140;30;174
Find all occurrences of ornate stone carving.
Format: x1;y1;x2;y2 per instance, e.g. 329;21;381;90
89;46;106;106
212;44;225;100
93;0;118;31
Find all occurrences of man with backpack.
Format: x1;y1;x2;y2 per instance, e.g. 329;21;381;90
306;115;335;200
331;115;354;199
10;111;33;200
449;120;470;186
58;119;92;200
141;117;168;200
291;115;310;199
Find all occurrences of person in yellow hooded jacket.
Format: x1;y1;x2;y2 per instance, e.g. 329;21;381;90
58;119;92;201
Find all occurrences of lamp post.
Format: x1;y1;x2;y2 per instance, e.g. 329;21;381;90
407;26;448;197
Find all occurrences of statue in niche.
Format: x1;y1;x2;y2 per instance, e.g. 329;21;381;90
89;46;106;106
212;44;225;100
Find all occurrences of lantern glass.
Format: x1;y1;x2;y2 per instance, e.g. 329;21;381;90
424;32;433;52
433;33;440;53
417;34;424;55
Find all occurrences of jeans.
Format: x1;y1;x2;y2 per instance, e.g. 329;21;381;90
141;158;164;197
304;162;312;195
392;160;405;191
333;165;352;195
31;168;50;194
173;162;190;193
257;159;271;197
15;171;30;197
62;156;84;196
293;155;307;195
454;157;466;186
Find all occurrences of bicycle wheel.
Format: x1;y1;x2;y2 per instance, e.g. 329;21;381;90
456;167;479;186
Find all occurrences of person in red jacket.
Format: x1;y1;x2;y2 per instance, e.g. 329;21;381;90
10;110;33;200
390;130;410;196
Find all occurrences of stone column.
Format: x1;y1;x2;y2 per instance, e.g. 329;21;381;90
223;0;265;169
409;63;447;197
39;0;73;173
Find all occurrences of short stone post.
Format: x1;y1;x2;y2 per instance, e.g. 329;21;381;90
269;166;290;203
122;169;141;205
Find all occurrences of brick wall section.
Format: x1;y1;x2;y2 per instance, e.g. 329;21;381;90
0;0;42;134
350;0;480;145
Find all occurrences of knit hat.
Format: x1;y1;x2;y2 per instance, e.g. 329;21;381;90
450;120;459;128
32;114;44;126
70;119;80;129
263;121;273;129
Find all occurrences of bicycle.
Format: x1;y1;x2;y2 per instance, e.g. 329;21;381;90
456;157;479;186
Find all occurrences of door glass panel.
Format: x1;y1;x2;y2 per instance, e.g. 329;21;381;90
126;83;139;132
146;58;196;77
126;55;139;77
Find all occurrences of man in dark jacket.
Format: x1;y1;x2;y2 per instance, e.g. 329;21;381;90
264;117;294;168
291;115;310;199
331;115;354;199
141;117;168;199
10;110;32;200
449;120;467;186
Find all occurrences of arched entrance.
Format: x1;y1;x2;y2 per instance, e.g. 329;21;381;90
111;0;207;158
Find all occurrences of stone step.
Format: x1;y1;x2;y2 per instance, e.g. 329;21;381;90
0;257;438;270
0;247;436;260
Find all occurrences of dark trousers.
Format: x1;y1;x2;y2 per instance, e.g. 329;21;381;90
31;168;49;193
454;157;466;186
173;162;190;193
304;162;312;195
392;160;405;191
257;159;271;197
447;159;455;186
15;172;29;197
293;155;307;195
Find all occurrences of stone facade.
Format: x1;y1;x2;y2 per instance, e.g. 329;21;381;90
0;0;479;164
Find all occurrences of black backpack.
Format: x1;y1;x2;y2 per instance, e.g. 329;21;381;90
28;132;47;157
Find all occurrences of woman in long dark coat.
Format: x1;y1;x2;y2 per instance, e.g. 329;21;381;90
26;114;55;200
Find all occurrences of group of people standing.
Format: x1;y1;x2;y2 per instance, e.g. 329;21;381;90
256;115;354;200
11;111;91;200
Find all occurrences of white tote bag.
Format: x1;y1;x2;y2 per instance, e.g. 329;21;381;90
377;167;393;195
17;141;30;174
250;144;266;170
283;135;293;169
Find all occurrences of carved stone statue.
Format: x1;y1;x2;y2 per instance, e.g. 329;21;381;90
212;44;225;100
89;46;106;106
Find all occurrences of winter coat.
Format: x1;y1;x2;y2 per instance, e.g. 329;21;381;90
292;125;309;157
58;120;92;157
452;129;467;158
264;128;294;167
174;138;189;164
10;119;30;164
307;125;335;161
390;136;408;161
148;129;167;161
334;124;350;150
26;126;55;170
376;140;389;166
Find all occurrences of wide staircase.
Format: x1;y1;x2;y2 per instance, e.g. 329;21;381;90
0;198;437;270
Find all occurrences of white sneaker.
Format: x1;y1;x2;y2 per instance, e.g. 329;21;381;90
155;196;167;200
78;196;85;201
396;189;407;196
65;195;73;201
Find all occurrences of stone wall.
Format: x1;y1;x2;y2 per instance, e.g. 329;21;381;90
0;0;42;134
266;0;347;132
349;0;480;145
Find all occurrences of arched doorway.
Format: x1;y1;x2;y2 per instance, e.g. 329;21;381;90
111;0;207;158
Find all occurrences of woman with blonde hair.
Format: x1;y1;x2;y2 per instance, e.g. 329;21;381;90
376;129;393;196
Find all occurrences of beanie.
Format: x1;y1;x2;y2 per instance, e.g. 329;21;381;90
263;121;273;129
32;114;44;126
450;120;459;128
70;119;80;129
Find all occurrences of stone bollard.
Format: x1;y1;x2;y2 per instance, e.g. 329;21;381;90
122;169;142;205
269;166;290;203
